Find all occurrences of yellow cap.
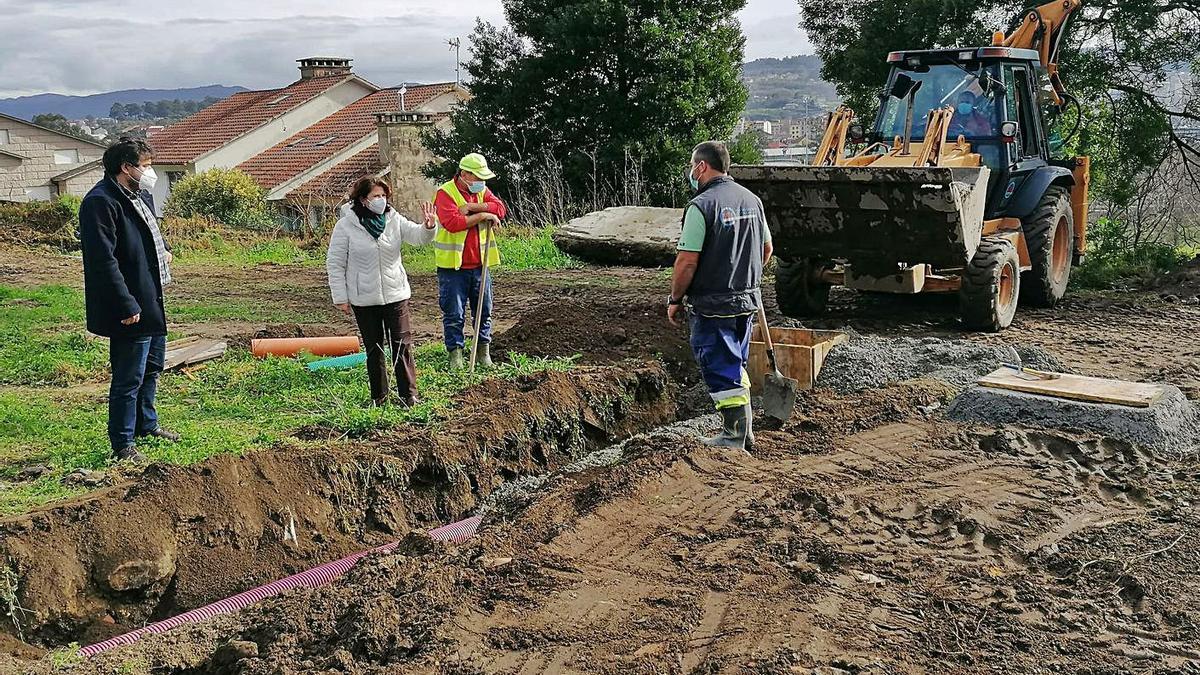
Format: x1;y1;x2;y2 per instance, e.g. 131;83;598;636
458;152;496;179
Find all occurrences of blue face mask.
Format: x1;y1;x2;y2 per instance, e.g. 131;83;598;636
688;165;700;191
468;181;486;194
958;102;974;116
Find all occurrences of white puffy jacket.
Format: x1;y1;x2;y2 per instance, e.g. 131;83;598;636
326;203;436;307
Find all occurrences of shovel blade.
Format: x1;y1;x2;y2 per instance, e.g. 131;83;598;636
762;372;799;421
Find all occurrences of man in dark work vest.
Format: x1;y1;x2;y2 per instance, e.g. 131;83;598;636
668;141;773;452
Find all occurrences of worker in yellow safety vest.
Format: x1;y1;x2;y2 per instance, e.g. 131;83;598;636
432;153;506;369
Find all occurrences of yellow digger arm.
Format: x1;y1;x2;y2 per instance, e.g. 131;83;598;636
994;0;1082;105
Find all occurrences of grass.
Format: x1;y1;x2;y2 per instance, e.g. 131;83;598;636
399;225;579;275
0;281;575;516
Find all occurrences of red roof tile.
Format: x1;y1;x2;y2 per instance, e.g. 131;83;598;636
149;76;357;165
288;145;384;200
238;83;459;191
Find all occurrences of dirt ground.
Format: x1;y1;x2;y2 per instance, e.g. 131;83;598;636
3;244;1200;673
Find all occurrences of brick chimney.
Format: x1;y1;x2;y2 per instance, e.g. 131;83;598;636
376;111;437;218
298;57;353;80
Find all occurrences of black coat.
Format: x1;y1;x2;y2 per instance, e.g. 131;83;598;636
79;178;168;339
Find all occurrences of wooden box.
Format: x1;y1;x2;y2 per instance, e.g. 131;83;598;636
747;327;846;393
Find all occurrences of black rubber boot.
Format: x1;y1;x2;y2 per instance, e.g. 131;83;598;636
703;406;749;451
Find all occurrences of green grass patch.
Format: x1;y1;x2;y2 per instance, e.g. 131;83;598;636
0;281;576;515
1071;217;1194;290
401;225;578;275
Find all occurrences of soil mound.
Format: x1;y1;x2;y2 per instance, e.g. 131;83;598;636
1153;254;1200;303
494;297;692;370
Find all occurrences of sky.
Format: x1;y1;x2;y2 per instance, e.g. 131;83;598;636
0;0;812;99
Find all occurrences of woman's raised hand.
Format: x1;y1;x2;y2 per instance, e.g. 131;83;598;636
422;202;437;229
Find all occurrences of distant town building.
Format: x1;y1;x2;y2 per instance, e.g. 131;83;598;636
0;112;106;203
148;57;468;225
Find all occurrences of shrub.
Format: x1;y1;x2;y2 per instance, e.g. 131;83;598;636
165;168;275;228
1071;216;1191;289
0;194;83;249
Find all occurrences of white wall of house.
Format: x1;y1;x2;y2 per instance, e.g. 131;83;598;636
0;116;105;202
193;79;375;173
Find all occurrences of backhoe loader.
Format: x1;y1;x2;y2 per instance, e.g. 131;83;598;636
731;0;1090;331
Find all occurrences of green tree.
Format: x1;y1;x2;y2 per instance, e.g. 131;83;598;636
728;131;765;164
423;0;749;224
165;168;274;228
797;0;1200;210
31;114;92;141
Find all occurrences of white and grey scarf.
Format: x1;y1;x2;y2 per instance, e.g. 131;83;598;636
113;178;172;287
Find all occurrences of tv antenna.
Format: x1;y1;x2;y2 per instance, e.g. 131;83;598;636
447;37;462;85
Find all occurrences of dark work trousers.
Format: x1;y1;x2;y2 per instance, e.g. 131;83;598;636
108;334;166;450
352;300;417;402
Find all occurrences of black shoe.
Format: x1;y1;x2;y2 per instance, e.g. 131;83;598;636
114;446;147;462
139;427;181;442
703;406;749;452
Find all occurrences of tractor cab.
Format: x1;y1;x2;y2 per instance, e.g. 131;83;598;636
872;47;1066;218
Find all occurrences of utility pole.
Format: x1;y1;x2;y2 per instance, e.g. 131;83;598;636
447;37;462;86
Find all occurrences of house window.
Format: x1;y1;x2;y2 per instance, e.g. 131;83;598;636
25;186;52;201
54;149;80;165
0;129;9;144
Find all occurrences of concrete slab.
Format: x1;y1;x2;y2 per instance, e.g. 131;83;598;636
552;206;682;267
946;384;1200;454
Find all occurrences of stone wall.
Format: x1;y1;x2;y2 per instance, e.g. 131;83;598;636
375;112;440;220
0;119;105;201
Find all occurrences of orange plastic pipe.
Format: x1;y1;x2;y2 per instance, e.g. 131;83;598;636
251;336;361;358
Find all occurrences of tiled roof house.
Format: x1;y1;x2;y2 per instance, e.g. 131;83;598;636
149;57;466;222
0;112;108;203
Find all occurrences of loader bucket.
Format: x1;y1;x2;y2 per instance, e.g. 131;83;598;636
730;165;991;268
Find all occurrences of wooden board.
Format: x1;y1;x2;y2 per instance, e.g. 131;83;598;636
165;338;227;370
747;328;847;393
978;368;1165;408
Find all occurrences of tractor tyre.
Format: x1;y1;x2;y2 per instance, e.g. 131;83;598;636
1020;187;1074;307
775;258;831;318
959;236;1021;332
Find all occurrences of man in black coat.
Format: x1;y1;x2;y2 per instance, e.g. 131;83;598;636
80;138;181;462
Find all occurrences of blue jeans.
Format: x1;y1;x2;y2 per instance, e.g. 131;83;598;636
689;313;753;409
108;335;165;450
437;267;492;350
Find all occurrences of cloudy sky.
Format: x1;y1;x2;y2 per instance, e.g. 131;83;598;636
0;0;812;98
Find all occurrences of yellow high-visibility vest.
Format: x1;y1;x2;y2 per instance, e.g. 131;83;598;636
434;180;501;270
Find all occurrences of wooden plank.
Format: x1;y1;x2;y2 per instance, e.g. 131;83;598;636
165;339;227;370
748;329;846;394
978;368;1165;408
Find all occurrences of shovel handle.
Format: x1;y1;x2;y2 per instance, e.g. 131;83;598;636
755;301;782;374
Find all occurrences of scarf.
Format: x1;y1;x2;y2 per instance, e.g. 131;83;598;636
352;203;387;239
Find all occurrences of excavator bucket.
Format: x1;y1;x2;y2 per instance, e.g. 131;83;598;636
731;165;991;268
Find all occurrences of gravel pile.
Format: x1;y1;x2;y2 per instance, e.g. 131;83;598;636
816;331;1066;393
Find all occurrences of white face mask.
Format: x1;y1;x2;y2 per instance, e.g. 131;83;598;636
131;165;157;192
366;197;388;215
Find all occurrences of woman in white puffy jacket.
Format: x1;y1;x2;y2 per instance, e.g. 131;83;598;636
326;177;436;407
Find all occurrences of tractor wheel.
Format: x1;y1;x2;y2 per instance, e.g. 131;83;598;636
959;236;1021;332
775;258;831;317
1020;187;1075;307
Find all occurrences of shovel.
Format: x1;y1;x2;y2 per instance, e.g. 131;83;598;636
468;221;495;374
755;299;798;421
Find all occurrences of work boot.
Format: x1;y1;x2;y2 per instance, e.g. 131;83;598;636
448;348;464;370
703;406;749;451
744;402;756;453
114;445;147;463
139;427;181;443
479;343;494;368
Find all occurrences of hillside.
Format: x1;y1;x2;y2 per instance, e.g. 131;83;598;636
741;54;840;120
0;85;246;121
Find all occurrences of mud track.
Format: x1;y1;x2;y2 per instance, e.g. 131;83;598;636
31;382;1200;673
0;365;673;649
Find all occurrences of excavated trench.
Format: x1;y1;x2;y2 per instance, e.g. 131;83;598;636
0;363;678;653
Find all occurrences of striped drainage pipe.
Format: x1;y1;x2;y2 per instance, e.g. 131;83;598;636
80;515;483;658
